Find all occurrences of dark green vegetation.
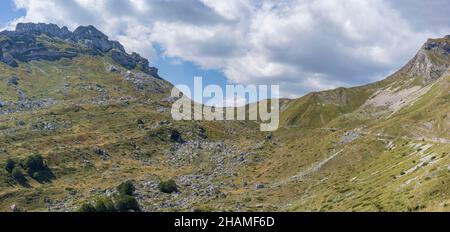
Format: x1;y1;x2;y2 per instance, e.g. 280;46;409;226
0;24;449;212
78;181;139;212
158;179;178;194
3;154;53;185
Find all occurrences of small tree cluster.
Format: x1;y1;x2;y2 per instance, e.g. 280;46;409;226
115;180;139;212
79;197;116;212
21;154;52;182
117;180;135;196
158;179;178;194
5;158;16;173
4;158;25;183
78;181;140;212
3;154;53;184
11;167;26;183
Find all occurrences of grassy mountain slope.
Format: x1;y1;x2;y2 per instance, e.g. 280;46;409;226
0;24;449;212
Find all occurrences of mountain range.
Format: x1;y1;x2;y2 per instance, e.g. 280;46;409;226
0;23;449;212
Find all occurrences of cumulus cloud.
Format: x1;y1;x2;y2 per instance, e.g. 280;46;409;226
9;0;450;97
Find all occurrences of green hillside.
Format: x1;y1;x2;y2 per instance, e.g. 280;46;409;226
0;24;449;212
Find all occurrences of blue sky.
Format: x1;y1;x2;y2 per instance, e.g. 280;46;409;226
1;0;450;102
0;0;24;27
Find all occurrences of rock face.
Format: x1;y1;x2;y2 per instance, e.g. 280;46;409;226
0;23;159;77
16;23;72;39
72;25;125;53
0;49;18;67
401;36;450;83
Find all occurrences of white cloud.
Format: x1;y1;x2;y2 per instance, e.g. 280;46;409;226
9;0;450;97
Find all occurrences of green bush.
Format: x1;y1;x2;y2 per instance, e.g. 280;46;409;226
32;171;47;182
5;158;16;173
21;154;46;175
115;195;140;212
117;180;135;196
11;167;26;183
158;179;178;194
79;203;96;212
94;197;116;212
20;154;53;182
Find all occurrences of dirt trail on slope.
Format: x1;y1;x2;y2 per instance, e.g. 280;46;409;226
272;149;344;187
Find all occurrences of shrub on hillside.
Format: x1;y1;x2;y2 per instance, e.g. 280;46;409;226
117;180;135;196
158;179;178;194
20;154;53;182
115;195;140;212
11;167;26;183
21;154;46;175
5;158;16;173
79;203;96;212
94;197;116;212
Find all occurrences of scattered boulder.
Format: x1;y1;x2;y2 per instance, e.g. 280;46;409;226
94;148;110;160
255;184;265;189
10;204;20;212
108;65;119;73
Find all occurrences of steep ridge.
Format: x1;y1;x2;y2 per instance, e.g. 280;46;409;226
281;35;450;129
1;23;159;77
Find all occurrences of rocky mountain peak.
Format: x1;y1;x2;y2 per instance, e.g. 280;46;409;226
16;23;72;39
398;35;450;83
73;25;108;40
1;23;158;77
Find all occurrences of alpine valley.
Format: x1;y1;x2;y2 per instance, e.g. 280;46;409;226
0;23;449;212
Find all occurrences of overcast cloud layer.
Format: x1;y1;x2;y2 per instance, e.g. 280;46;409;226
7;0;450;97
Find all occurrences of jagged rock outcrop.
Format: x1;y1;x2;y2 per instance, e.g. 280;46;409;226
0;23;159;77
16;23;72;39
0;49;18;67
72;25;125;53
401;35;450;83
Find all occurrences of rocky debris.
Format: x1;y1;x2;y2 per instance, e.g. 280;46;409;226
132;174;224;211
10;204;20;212
255;184;265;189
94;148;110;160
78;83;110;104
340;128;363;144
0;98;56;115
364;84;434;116
108;64;119;73
123;72;170;94
265;132;273;140
29;118;71;132
0;99;9;108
